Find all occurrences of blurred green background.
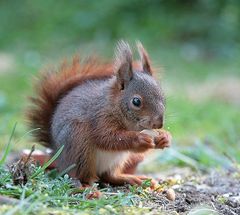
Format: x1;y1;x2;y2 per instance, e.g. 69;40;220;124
0;0;239;170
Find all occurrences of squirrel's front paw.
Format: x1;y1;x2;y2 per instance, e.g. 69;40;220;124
154;130;172;149
133;133;155;153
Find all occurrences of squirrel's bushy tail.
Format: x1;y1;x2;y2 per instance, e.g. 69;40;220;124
27;56;113;147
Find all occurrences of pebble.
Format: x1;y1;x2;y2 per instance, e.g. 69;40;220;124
166;188;176;201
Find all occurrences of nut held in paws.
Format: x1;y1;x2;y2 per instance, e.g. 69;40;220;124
140;129;158;139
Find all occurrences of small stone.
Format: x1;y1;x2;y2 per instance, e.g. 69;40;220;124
166;188;176;201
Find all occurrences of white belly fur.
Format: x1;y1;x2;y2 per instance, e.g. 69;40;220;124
96;150;130;175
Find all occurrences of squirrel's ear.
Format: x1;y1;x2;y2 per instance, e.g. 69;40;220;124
136;41;153;76
114;40;133;90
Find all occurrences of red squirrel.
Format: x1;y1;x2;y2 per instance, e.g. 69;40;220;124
27;41;172;187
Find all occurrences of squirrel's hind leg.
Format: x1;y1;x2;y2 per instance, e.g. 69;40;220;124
117;153;158;188
101;164;157;188
101;172;143;186
100;171;157;188
122;153;144;174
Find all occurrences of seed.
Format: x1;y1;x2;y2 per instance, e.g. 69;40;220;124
166;188;176;201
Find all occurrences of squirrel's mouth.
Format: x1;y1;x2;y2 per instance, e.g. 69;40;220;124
138;124;154;130
138;119;163;130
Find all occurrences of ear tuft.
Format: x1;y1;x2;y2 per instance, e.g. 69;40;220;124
114;40;133;90
136;41;153;75
114;40;133;71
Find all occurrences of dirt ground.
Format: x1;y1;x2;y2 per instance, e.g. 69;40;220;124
149;172;240;214
108;169;240;215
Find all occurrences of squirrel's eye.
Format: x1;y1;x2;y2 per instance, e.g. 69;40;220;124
132;97;142;107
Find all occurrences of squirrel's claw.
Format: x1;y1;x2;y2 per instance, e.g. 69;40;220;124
154;130;172;149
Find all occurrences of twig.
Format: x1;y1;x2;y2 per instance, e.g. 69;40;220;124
0;195;20;205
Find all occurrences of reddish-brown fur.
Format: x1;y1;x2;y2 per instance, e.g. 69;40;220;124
27;57;113;146
26;56;149;177
26;56;146;146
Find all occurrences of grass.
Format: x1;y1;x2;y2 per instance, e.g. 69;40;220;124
0;139;155;215
0;167;139;214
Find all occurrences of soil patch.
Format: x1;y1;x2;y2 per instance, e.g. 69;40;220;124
149;172;240;214
107;171;240;214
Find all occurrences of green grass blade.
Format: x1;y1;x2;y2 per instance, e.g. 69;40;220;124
30;145;64;179
57;163;76;178
0;122;17;166
168;148;199;170
3;192;37;215
15;128;40;145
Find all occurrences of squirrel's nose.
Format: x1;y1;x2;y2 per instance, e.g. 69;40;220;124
152;115;163;129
